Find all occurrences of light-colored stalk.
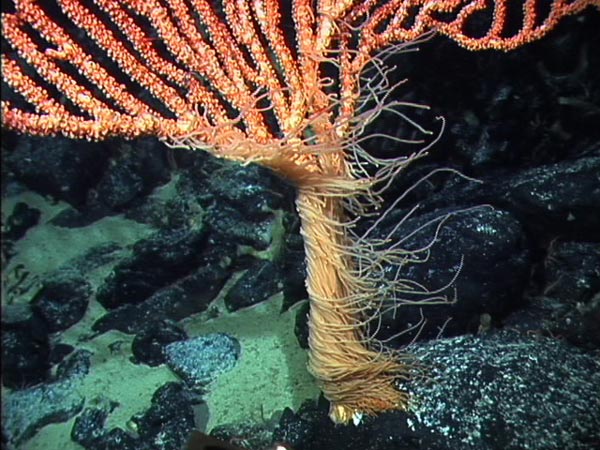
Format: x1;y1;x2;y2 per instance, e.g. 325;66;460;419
296;182;410;424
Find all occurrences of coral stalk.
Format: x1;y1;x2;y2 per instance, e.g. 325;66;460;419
298;186;410;424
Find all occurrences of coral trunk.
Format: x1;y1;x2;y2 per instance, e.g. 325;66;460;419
296;188;409;424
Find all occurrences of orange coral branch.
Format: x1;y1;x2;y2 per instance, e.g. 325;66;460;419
3;0;596;141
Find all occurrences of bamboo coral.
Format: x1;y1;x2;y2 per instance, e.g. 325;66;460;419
2;0;597;424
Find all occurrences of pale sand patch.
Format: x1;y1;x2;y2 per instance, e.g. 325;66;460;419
3;191;153;288
19;332;179;450
3;186;318;448
184;294;320;431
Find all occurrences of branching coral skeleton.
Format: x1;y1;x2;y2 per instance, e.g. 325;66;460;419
170;40;471;422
